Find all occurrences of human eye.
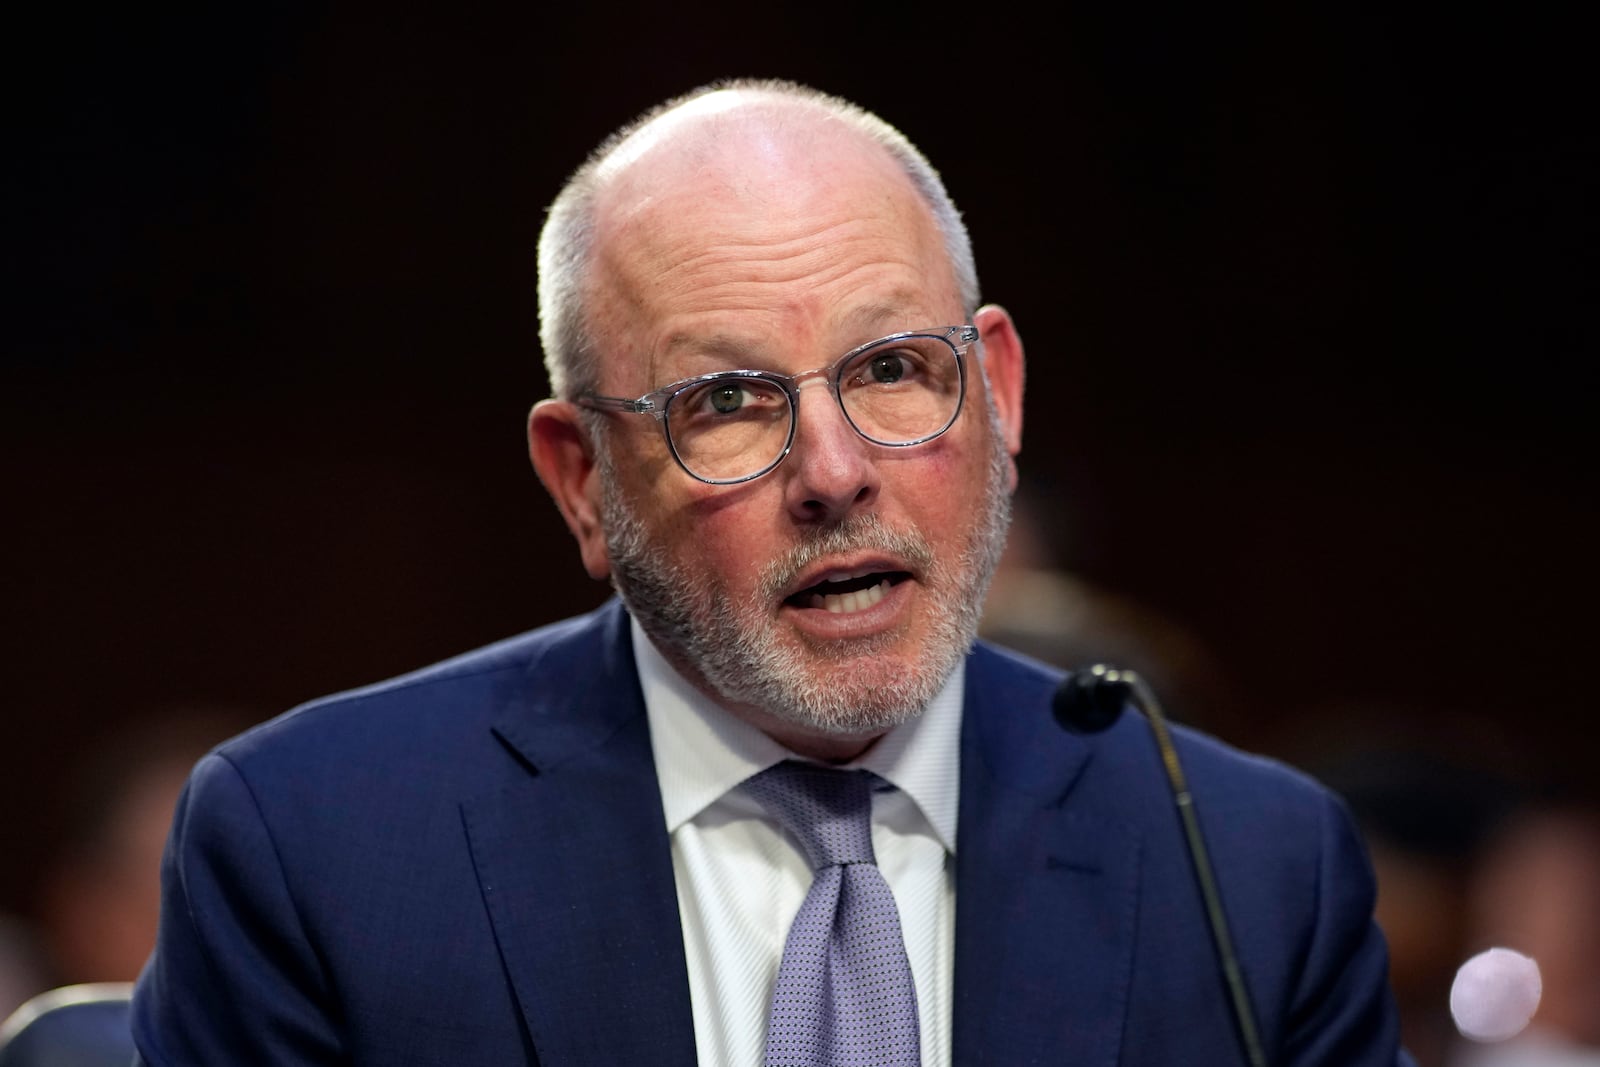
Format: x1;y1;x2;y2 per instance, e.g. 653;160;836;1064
676;376;781;421
707;382;750;414
866;351;910;384
844;341;934;390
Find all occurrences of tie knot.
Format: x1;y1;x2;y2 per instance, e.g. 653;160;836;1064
745;760;878;871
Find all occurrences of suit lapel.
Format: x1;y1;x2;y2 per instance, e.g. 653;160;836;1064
453;614;1142;1064
461;602;698;1066
952;646;1141;1066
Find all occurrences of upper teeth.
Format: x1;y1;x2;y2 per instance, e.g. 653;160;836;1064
807;579;889;614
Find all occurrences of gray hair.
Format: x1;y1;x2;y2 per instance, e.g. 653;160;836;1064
535;77;981;399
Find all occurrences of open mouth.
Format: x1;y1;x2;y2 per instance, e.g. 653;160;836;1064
785;571;911;614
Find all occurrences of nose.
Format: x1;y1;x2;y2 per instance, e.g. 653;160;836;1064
782;379;879;523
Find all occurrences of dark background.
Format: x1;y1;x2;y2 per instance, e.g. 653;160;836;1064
4;5;1593;917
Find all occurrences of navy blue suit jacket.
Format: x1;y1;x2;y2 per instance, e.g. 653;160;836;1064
131;598;1412;1064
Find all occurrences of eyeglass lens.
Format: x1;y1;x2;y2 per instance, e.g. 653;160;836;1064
664;333;963;482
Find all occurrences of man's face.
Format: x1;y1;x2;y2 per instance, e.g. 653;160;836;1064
575;114;1022;753
598;396;1013;744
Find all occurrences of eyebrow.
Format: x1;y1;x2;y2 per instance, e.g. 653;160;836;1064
650;299;934;379
651;335;767;384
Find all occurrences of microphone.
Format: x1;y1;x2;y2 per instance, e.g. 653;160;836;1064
1054;665;1269;1067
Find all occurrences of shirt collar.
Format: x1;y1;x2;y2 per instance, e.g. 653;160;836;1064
632;614;962;854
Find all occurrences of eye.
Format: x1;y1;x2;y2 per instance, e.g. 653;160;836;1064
867;353;907;384
675;376;782;421
847;344;928;389
708;383;746;413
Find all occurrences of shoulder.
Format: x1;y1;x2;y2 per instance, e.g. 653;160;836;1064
967;637;1345;822
213;599;628;783
965;638;1068;714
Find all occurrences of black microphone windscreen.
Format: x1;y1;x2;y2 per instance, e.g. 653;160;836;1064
1053;666;1130;735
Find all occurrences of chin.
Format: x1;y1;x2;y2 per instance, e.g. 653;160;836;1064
758;648;951;737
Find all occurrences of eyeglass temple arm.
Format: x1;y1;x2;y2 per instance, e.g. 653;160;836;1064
575;393;665;418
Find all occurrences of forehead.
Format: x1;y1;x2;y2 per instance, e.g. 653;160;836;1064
585;99;959;379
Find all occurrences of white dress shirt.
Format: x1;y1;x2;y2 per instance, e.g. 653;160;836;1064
633;616;962;1067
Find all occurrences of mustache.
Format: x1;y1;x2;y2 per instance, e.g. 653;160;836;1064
756;514;936;601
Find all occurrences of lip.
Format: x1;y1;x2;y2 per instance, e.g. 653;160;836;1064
781;555;917;600
778;554;919;640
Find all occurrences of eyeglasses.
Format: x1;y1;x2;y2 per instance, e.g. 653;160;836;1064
576;324;977;485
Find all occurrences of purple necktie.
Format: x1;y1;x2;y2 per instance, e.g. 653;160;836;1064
745;760;922;1067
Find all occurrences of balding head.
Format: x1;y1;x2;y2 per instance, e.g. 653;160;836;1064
536;79;979;399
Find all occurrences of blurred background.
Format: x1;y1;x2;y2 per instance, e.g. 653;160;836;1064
3;5;1594;1062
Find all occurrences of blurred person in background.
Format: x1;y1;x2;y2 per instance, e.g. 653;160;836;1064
28;708;253;993
0;915;49;1022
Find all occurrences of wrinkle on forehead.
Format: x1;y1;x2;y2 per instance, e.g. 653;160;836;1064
590;206;951;390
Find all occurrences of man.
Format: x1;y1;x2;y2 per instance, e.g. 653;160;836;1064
130;79;1413;1064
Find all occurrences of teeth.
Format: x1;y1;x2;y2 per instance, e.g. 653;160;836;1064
807;579;889;614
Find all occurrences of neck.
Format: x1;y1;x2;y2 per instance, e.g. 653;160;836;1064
753;717;886;765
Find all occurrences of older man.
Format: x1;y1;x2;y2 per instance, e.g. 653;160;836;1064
130;79;1413;1065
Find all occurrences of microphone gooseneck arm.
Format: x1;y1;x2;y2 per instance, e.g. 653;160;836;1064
1058;665;1269;1067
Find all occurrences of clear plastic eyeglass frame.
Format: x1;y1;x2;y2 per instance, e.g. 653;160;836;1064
575;324;978;485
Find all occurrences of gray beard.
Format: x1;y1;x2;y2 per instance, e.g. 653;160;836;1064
595;402;1013;737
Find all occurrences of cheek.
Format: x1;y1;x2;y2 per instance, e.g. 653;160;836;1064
652;484;786;589
884;435;992;528
613;421;679;483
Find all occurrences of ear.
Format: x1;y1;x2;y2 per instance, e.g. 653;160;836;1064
972;303;1025;487
528;399;612;580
